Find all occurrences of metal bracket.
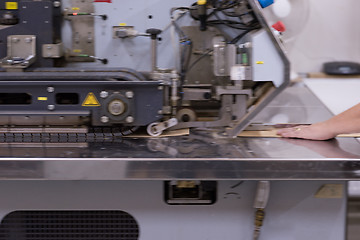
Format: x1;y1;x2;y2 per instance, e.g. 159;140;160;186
0;35;36;70
42;43;64;58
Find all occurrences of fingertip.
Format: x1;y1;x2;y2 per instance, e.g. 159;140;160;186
277;132;288;138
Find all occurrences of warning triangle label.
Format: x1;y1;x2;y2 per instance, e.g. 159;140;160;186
82;92;101;106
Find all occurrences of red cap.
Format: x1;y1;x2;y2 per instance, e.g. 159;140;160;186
272;21;286;32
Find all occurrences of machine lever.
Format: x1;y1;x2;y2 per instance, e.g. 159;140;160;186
147;118;178;136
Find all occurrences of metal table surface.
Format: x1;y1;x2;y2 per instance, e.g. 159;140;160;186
0;84;359;181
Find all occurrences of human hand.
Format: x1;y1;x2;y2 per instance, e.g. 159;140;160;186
276;123;337;140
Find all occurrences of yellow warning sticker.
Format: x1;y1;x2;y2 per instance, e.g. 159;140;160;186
82;92;100;106
6;2;18;10
256;61;264;64
38;97;48;101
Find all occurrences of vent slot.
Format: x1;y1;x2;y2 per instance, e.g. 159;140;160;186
0;210;139;240
0;93;31;105
55;93;79;105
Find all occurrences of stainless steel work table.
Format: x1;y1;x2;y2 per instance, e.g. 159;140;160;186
0;84;359;181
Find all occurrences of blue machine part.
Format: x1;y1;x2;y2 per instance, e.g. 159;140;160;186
258;0;274;8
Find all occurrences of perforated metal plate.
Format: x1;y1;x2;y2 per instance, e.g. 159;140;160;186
0;210;139;240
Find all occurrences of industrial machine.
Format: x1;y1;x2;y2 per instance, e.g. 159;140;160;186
0;0;289;137
0;1;352;240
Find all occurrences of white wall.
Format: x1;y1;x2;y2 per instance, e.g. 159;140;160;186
264;0;360;74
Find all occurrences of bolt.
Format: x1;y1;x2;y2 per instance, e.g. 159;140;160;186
47;86;54;93
25;38;32;43
158;86;163;90
125;91;134;98
12;38;19;43
157;110;163;114
100;91;109;98
100;116;109;123
48;105;55;111
125;116;134;123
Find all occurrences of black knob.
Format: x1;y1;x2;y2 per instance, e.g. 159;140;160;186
146;28;162;39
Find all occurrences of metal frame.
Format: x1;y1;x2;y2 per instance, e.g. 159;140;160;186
0;157;358;180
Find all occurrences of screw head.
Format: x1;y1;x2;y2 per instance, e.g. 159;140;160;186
53;1;61;7
47;86;55;93
100;91;109;99
47;105;55;111
125;91;134;99
125;116;134;123
100;116;109;123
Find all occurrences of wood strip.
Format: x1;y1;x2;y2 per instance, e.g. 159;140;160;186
124;128;190;138
238;130;360;138
308;72;360;79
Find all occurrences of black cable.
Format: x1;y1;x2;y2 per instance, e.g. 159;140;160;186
222;8;250;18
186;49;213;74
207;4;259;31
207;19;257;30
228;28;253;44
